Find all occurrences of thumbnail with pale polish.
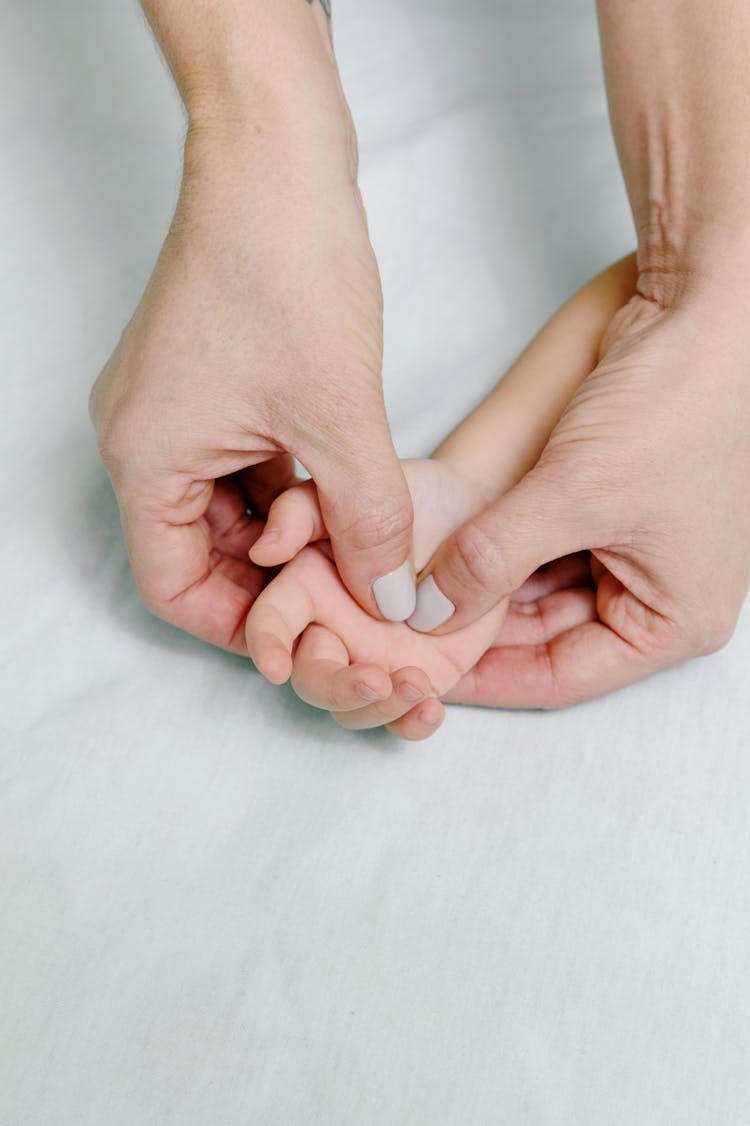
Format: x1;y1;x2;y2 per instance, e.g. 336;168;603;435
372;560;417;621
407;575;455;633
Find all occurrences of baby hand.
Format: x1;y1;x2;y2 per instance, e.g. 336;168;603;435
246;458;506;739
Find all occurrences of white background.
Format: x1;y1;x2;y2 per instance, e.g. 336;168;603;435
2;2;749;1122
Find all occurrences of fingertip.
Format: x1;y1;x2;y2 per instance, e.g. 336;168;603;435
371;559;417;622
249;631;292;685
253;480;324;565
385;668;445;739
391;666;434;702
322;662;392;711
313;457;415;620
249;529;287;567
406;574;457;634
387;697;445;740
417;697;445;729
351;663;393;704
265;650;293;686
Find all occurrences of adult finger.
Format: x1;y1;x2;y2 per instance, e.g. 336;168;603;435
203;476;267;563
443;616;661;709
120;475;269;656
407;463;607;634
495;587;597;647
511;553;592;603
304;406;416;622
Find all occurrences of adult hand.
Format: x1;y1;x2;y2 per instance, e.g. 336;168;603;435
89;1;415;655
410;0;750;708
416;288;750;707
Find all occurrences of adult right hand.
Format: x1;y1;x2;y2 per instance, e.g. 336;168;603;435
90;8;416;654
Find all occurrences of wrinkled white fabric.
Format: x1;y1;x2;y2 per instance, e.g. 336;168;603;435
2;2;749;1123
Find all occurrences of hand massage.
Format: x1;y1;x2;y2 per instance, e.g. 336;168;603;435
5;2;750;1120
90;0;750;739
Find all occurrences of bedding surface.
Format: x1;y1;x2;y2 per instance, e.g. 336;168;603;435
2;2;749;1123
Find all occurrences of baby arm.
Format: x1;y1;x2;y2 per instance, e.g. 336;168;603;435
432;253;638;489
248;254;638;738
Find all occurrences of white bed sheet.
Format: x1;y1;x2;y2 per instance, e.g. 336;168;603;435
2;2;750;1123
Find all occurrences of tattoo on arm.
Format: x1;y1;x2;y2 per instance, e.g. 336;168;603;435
305;0;332;25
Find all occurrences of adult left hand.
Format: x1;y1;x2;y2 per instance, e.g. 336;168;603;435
419;288;750;708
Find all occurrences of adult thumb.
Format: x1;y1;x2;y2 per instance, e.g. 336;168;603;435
407;464;600;634
306;416;417;622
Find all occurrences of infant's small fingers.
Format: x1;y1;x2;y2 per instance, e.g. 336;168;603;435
247;531;288;568
292;624;392;711
246;575;314;682
386;697;445;741
297;661;393;711
249;481;326;566
248;629;293;685
239;457;299;516
332;666;435;731
246;566;315;652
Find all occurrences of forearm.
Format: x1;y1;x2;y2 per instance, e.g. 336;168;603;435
433;254;637;494
597;0;750;308
141;0;354;168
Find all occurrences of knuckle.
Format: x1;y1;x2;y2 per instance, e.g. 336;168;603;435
92;400;132;477
135;587;166;624
95;423;121;473
274;378;382;453
562;453;626;514
690;605;738;657
140;590;164;619
452;519;509;597
133;574;169;621
341;495;413;554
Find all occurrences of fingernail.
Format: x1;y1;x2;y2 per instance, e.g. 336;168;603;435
372;560;417;621
407;576;455;633
398;682;423;702
419;707;441;727
257;528;280;545
356;682;383;702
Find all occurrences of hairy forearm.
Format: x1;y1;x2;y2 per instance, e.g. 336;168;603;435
597;0;750;307
433;255;637;493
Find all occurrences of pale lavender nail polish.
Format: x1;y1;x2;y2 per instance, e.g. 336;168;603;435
372;560;417;621
407;576;455;633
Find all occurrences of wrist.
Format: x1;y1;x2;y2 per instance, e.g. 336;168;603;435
187;87;357;185
636;205;750;312
147;0;357;184
178;81;360;240
596;1;750;311
430;451;497;509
